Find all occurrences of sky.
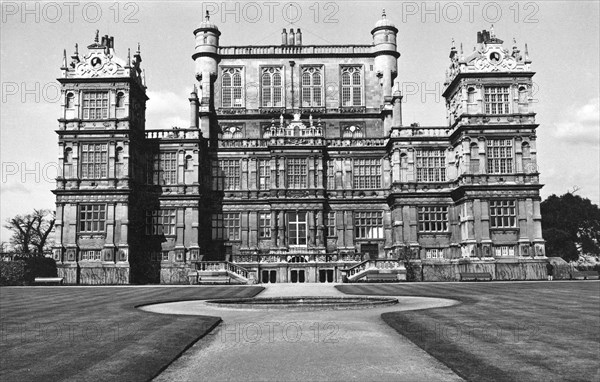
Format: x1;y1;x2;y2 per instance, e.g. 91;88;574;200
1;0;599;244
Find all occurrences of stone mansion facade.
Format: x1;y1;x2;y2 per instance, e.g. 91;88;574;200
52;12;547;284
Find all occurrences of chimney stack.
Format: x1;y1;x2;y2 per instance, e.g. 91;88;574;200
189;85;199;129
281;28;288;45
288;28;295;46
295;28;302;45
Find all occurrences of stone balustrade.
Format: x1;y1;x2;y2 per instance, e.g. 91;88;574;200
391;126;451;138
218;45;373;56
145;129;201;139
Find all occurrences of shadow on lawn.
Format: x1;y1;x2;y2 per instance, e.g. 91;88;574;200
0;286;264;382
337;282;600;382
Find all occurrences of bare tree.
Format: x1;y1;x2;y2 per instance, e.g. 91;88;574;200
4;210;55;257
31;209;55;255
397;245;419;281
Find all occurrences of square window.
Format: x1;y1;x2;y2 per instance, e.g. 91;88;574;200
354;211;383;239
418;206;448;232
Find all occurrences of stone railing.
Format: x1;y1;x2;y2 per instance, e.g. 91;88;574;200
217;137;386;148
145;129;202;140
268;136;325;146
232;251;365;264
266;126;323;138
343;259;403;278
217;106;374;116
218;45;372;56
225;261;249;279
196;261;249;279
326;138;387;147
455;114;536;127
391;126;450;137
218;139;268;148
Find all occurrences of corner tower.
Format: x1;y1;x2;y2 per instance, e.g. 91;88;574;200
53;32;148;284
192;11;220;138
371;10;401;135
442;27;545;260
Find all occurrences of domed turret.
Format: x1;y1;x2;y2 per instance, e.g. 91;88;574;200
373;9;396;29
371;10;400;102
192;11;221;83
198;10;219;31
371;9;399;56
371;10;401;136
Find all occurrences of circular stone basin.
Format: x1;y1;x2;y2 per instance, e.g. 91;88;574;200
205;296;399;311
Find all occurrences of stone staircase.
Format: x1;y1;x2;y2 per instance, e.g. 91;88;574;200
343;259;407;282
193;261;251;285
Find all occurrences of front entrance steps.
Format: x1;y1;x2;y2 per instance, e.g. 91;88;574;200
343;259;407;282
194;261;250;285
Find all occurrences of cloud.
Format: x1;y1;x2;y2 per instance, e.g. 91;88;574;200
0;182;31;195
553;98;600;144
145;90;190;130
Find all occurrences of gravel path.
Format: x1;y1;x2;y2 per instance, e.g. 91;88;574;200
144;284;463;382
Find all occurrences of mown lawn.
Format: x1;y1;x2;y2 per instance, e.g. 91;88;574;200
0;286;263;382
337;281;600;382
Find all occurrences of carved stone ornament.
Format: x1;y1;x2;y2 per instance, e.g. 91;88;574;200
76;51;120;77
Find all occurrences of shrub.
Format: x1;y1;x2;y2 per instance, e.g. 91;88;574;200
22;257;57;283
574;263;600;272
0;261;27;286
573;254;600;272
0;257;57;285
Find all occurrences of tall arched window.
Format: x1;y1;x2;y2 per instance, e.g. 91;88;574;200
221;67;243;108
115;146;124;177
467;87;475;103
518;86;529;113
301;67;323;107
521;142;531;158
64;147;73;163
521;142;534;173
66;92;75;109
470;142;480;174
470;142;479;157
261;67;283;107
341;66;362;106
518;86;528;103
116;92;125;108
64;147;73;178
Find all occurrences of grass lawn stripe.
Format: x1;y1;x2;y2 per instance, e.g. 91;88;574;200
337;282;600;382
0;286;263;382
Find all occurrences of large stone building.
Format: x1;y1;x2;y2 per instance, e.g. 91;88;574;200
52;12;547;284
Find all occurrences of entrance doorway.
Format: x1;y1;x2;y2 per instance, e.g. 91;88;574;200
319;269;334;283
361;243;379;259
261;270;277;283
290;269;305;283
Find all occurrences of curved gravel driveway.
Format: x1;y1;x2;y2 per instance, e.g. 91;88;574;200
143;284;463;382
